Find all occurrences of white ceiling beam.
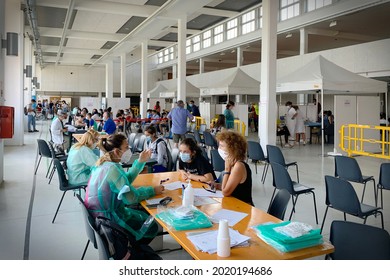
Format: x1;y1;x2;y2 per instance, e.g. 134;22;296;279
41;45;106;55
36;0;158;17
148;40;175;47
39;27;126;41
56;0;75;65
199;7;239;18
307;28;379;41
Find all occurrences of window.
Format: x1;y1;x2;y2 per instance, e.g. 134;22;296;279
192;35;201;52
203;30;211;48
227;18;238;40
242;10;255;34
163;49;169;62
157;52;163;64
214;24;224;44
280;0;300;21
169;47;174;60
258;6;263;28
307;0;332;12
186;39;191;54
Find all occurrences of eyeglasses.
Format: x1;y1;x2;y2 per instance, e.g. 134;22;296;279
202;185;216;193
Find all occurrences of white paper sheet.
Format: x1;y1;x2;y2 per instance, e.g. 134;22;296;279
193;196;219;206
163;181;185;191
193;188;224;198
186;228;250;254
211;209;248;227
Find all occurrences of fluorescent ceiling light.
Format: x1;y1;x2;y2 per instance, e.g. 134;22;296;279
329;20;337;27
285;33;292;38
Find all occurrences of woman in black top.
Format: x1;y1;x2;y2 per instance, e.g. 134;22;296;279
178;138;216;182
214;130;253;206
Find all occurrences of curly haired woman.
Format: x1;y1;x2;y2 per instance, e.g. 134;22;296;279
214;130;253;206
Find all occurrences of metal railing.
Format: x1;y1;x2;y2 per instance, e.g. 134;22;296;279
339;124;390;159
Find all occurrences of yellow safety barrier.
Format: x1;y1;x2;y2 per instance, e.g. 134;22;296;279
234;120;246;137
194;116;206;130
339;124;390;159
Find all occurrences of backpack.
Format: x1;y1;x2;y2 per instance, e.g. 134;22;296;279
24;106;28;115
95;216;161;260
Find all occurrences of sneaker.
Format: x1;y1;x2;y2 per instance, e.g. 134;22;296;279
284;143;293;148
303;141;306;145
33;129;39;132
28;130;33;133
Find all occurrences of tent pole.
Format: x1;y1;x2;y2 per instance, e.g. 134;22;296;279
386;91;388;126
321;88;325;157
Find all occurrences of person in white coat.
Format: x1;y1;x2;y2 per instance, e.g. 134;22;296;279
51;110;68;152
294;106;306;145
285;101;297;148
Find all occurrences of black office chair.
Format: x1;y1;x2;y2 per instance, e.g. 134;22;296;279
184;133;196;142
210;149;225;172
267;189;291;220
327;220;390;260
270;162;318;224
203;131;218;150
52;159;87;223
266;144;299;183
76;194;98;260
377;163;390;209
193;129;204;146
35;139;55;177
170;148;180;171
334;155;376;204
132;134;146;153
247;141;268;181
200;146;209;162
320;176;384;233
47;141;68;184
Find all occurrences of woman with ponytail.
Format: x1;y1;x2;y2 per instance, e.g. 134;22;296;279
85;134;164;242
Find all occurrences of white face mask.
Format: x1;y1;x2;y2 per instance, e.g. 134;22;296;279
120;149;133;164
218;148;228;161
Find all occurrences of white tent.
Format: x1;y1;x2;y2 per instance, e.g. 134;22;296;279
276;55;387;156
158;79;200;98
193;68;260;97
147;83;168;98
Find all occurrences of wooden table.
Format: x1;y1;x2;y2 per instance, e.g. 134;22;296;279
72;132;109;142
133;171;334;260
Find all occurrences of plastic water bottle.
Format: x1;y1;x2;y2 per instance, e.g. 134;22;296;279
182;180;194;208
217;219;231;257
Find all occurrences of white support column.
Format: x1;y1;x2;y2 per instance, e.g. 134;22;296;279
140;41;148;118
172;64;177;79
4;0;24;146
199;58;204;74
105;60;113;99
237;46;243;67
298;27;308;104
24;36;32;105
177;15;187;102
259;0;278;149
120;53;126;98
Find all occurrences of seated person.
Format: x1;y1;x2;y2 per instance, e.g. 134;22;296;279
179;138;216;182
115;112;124;132
85;134;164;242
86;113;95;129
213;130;254;206
74;114;87;128
144;126;169;172
66;130;100;186
102;112;116;135
51;110;68;152
210;114;226;135
158;112;169;136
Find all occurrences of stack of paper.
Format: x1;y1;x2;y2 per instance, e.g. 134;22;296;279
210;209;248;226
187;228;250;254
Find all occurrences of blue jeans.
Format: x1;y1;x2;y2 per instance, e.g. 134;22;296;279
28;114;36;131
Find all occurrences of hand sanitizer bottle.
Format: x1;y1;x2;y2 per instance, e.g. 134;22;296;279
182;180;194;208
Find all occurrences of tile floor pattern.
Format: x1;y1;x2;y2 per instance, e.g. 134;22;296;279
0;119;389;260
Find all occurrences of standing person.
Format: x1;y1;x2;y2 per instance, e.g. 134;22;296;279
224;101;235;129
189;100;201;117
50;110;68;152
167;100;193;148
285;101;297;148
313;98;321;122
27;99;38;132
102;111;116;135
214;130;254;206
153;101;161;114
294;106;306;145
66;130;100;186
85;134;164;242
178;138;216;182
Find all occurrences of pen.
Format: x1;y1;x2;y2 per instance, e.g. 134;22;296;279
160;178;169;184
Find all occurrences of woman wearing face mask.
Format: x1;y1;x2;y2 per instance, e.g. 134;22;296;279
144;125;169;172
85;134;164;242
214;130;254;206
66;129;100;186
224;101;235;129
178;138;216;182
285;101;297;148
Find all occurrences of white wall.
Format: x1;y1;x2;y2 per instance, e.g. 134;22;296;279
0;0;5;183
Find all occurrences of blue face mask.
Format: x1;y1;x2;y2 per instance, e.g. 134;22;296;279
180;152;191;162
145;136;151;143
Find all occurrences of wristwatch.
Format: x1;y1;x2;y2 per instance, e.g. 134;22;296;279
222;171;231;176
